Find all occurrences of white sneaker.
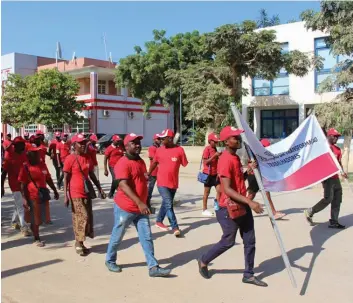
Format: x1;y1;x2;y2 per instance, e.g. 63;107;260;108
202;210;214;217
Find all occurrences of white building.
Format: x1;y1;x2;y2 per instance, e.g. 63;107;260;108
242;21;351;139
1;53;173;146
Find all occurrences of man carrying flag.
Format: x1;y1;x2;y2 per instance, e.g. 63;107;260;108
304;128;348;229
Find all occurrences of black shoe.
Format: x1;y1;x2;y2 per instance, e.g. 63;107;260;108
242;276;268;287
328;221;345;229
197;259;210;279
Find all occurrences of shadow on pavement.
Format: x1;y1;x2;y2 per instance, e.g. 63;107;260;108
1;259;64;279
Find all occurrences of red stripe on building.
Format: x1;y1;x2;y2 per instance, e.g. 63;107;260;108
85;105;169;114
79;98;164;107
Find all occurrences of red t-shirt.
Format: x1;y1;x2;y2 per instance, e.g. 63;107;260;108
18;162;51;201
39;144;47;163
202;145;218;176
63;154;94;199
88;145;98;167
148;145;159;177
49;139;60;156
105;145;124;167
217;150;247;208
3;152;28;192
330;144;342;179
114;156;148;213
25;141;32;152
154;146;188;189
58;141;71;163
3;140;13;159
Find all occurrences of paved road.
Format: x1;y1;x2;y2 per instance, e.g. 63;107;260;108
2;151;353;303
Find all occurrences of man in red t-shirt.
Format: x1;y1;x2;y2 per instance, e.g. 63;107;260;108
147;134;161;208
305;128;348;229
104;135;125;198
198;126;266;287
88;134;99;180
3;133;13;160
49;132;62;188
105;133;171;278
57;133;71;189
1;136;31;236
201;133;221;217
148;129;188;237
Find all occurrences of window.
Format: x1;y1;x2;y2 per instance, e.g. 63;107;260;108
98;80;106;94
260;109;298;138
71;119;89;134
253;43;289;96
24;124;38;134
315;37;353;91
47;125;63;133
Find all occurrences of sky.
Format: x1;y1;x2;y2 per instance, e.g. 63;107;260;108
1;1;320;62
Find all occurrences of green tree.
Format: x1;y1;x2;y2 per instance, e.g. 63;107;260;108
170;21;320;142
115;30;211;133
302;1;353;173
2;69;82;128
257;8;280;28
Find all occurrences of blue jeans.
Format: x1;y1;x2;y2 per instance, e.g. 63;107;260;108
106;204;158;269
147;176;157;208
156;186;178;229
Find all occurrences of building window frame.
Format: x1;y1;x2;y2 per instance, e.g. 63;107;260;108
252;43;289;97
71;119;90;134
314;37;352;92
260;109;298;139
24;124;38;134
98;80;106;94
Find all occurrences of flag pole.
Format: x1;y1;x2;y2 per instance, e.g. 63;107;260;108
230;103;297;288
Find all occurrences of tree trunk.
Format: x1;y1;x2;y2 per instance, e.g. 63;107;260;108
174;102;180;134
342;130;352;174
205;123;215;146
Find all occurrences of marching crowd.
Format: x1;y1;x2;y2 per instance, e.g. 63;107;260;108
0;124;348;284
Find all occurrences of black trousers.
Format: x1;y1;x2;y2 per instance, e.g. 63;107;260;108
109;166;116;197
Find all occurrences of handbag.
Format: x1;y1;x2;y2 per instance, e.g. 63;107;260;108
75;156;97;200
24;165;51;204
225;197;247;219
197;151;211;184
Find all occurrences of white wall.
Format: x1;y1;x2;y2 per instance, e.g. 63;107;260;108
97;110;125;134
242;22;340;109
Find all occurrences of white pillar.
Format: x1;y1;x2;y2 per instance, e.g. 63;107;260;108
254;107;261;138
299;104;305;125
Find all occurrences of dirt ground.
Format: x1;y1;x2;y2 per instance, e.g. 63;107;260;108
1;147;353;303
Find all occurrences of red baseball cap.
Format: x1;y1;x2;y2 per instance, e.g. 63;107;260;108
27;145;41;152
24;132;29;137
13;136;26;144
153;134;161;140
90;134;98;142
327;128;341;136
220;126;244;141
260;138;271;147
55;132;61;137
72;134;87;143
36;130;44;135
158;129;174;138
208;133;220;142
124;133;143;145
112;135;122;142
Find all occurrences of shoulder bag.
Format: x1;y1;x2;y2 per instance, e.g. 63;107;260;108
197;150;211;184
75;155;97;200
24;165;51;204
225;197;247;219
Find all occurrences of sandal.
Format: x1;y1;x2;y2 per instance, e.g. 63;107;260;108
33;240;45;247
75;245;87;256
274;212;286;220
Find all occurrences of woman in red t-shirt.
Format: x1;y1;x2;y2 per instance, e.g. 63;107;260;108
63;134;106;256
19;147;59;247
